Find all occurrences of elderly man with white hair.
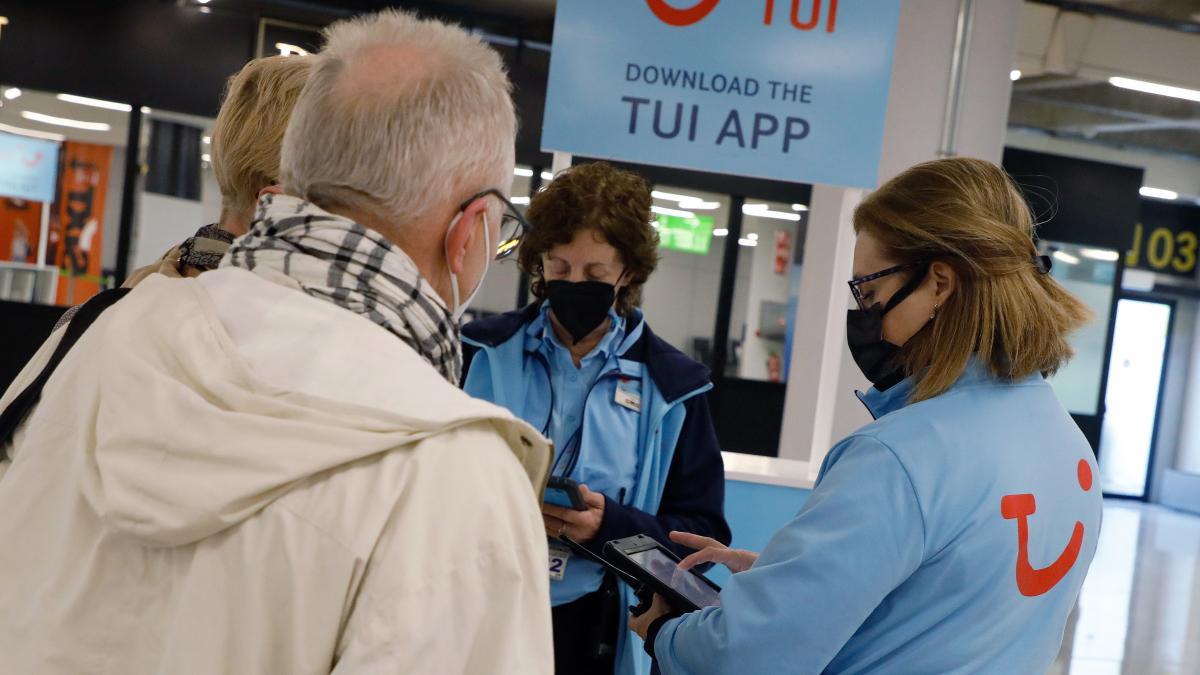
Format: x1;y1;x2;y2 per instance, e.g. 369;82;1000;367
0;10;553;674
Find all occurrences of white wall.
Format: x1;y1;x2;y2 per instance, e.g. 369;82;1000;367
641;243;724;357
132;193;206;269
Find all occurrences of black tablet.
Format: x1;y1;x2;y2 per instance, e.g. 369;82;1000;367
604;534;722;612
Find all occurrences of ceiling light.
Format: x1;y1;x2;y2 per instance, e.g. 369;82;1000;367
1081;248;1119;262
201;153;211;162
541;171;554;181
0;121;66;142
1110;76;1200;104
141;106;152;114
1010;69;1021;82
3;87;21;100
791;203;808;211
198;0;211;3
747;233;759;241
1052;250;1079;265
678;199;721;210
56;93;132;112
738;237;758;247
743;204;801;221
713;228;729;237
1140;186;1178;201
513;167;534;177
511;196;530;205
651;205;696;219
199;6;212;13
202;136;211;144
276;42;309;57
21;111;111;131
652;189;700;203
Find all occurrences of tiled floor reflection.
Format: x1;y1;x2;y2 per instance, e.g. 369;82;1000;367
1050;500;1200;675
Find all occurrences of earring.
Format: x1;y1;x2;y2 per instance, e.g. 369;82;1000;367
930;303;941;320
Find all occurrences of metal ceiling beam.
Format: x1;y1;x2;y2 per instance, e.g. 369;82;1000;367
1058;118;1200;135
1013;93;1167;122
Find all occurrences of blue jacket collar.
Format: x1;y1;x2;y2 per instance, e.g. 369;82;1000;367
856;358;1029;420
462;303;711;404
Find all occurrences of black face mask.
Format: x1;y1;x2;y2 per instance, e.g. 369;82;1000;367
545;280;616;344
846;266;929;391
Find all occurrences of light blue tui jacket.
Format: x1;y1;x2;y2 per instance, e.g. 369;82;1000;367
652;360;1103;674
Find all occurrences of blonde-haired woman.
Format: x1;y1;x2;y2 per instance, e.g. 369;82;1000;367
124;54;312;285
631;158;1103;675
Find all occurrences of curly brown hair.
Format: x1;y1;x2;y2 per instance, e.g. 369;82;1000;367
519;162;660;316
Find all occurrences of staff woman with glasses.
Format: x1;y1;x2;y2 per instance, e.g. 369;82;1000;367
461;162;731;675
630;158;1103;675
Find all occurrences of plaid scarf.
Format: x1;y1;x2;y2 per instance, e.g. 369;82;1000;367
224;194;462;383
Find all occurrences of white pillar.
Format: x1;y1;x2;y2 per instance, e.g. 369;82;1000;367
778;0;1024;474
779;185;860;470
551;151;572;176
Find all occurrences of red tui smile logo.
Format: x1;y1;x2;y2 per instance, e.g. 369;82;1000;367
645;0;721;26
1000;460;1094;597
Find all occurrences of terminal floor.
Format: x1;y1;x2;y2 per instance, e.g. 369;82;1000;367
1051;500;1200;674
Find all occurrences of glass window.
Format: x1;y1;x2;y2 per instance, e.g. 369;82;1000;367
1039;240;1118;415
639;186;730;363
0;85;129;305
726;199;808;382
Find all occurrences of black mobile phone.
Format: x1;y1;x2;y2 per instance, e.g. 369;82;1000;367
604;534;722;612
544;475;587;510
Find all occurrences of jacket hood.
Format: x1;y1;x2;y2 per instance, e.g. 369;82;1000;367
57;270;550;547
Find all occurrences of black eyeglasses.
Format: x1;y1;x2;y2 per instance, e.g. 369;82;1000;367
459;188;532;261
848;262;927;311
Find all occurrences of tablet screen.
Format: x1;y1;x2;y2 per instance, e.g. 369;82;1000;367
629;547;721;608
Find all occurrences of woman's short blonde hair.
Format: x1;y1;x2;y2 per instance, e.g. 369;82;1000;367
854;157;1092;402
211;55;313;216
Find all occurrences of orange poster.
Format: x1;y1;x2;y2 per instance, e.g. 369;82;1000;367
0;198;43;264
53;141;112;305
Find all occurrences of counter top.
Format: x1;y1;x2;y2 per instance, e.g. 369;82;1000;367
722;452;815;490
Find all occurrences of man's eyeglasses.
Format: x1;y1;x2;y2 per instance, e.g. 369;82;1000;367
459;189;532;261
848;262;927;311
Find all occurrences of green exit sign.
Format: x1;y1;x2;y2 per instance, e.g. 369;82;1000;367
656;214;714;255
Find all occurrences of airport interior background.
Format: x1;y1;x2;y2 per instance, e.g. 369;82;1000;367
2;1;1200;672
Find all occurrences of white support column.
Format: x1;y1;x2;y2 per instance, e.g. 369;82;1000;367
36;202;50;270
551;151;572;176
778;185;860;473
775;0;1023;475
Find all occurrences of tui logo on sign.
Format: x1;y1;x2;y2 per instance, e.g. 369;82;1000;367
646;0;840;31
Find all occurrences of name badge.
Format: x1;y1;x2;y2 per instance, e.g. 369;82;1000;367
615;380;642;412
549;541;572;581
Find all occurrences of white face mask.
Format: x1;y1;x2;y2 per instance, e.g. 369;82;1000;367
445;211;491;322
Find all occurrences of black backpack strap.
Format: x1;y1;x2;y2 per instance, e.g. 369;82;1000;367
0;288;130;458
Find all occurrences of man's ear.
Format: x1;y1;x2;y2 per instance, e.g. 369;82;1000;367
446;197;489;275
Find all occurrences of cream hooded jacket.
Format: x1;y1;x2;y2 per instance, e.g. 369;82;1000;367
0;267;554;674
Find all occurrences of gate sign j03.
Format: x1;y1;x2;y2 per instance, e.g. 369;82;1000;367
542;0;903;188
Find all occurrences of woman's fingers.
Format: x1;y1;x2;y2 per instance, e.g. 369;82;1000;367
677;547;726;571
669;531;724;552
